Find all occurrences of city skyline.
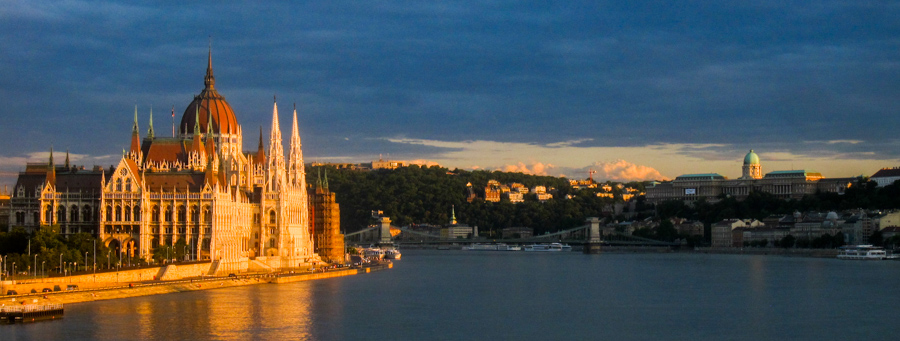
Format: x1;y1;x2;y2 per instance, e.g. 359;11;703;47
2;1;899;188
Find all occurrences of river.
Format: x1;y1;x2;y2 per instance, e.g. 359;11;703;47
6;250;900;340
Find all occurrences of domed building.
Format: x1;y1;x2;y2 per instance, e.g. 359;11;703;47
645;149;855;204
9;49;323;273
741;150;762;180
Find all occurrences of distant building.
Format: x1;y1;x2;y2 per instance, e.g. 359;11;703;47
646;150;854;204
371;158;408;170
871;168;900;187
485;180;501;203
310;172;345;263
441;206;473;239
711;219;763;248
532;186;553;202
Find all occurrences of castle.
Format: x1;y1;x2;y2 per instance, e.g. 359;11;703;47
8;50;326;272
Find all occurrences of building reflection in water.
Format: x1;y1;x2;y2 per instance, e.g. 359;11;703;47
68;281;314;340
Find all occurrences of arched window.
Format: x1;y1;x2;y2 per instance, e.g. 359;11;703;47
57;206;66;223
125;179;132;192
134;206;141;221
268;238;276;248
190;205;199;222
269;210;276;225
115;206;122;221
152;206;160;222
164;206;172;222
203;206;211;223
116;178;122;192
83;205;92;222
70;205;78;222
177;206;186;222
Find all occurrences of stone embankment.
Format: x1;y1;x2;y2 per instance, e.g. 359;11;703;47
0;262;392;306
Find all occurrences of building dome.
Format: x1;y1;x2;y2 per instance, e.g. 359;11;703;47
743;150;760;165
179;50;239;135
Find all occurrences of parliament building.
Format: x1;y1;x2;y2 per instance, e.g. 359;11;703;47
7;51;340;272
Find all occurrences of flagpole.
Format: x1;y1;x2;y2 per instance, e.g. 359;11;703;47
172;105;175;137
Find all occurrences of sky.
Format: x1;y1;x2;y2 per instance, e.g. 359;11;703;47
1;1;899;190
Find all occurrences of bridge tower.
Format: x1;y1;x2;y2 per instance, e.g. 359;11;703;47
584;217;603;254
378;216;393;246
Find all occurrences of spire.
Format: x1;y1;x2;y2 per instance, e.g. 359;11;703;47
204;38;215;89
193;104;201;136
148;107;155;138
47;146;56;186
132;105;139;134
267;98;285;190
256;126;265;163
288;102;305;186
323;167;328;189
131;106;142;153
450;205;457;225
65;149;70;169
206;106;214;136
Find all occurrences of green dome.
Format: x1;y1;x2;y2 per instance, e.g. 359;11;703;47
743;150;760;165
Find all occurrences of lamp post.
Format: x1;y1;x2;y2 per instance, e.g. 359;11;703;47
41;261;45;278
183;245;188;262
33;254;37;277
13;263;16;281
59;253;63;275
85;252;88;272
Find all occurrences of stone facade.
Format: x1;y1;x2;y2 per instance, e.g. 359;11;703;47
8;51;329;271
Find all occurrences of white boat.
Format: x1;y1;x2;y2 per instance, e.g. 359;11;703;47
837;245;899;260
364;248;385;259
465;243;523;251
523;243;572;252
384;249;401;260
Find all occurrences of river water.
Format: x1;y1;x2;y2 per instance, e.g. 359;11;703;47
6;250;900;340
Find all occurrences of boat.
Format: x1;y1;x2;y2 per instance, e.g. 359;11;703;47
837;245;900;260
523;243;572;252
0;304;64;324
364;248;385;260
464;243;522;251
465;243;499;251
384;249;402;260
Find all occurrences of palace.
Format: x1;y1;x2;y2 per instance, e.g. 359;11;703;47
8;50;325;272
646;150;855;204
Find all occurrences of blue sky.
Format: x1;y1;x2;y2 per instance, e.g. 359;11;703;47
1;1;899;188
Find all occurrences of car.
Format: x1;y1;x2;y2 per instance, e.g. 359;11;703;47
42;288;52;292
228;273;237;278
66;284;79;291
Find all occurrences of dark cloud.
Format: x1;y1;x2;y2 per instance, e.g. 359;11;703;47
1;0;899;187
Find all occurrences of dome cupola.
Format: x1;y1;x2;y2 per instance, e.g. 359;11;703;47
179;48;239;136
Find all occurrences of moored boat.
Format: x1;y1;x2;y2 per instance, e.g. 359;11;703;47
384;249;402;260
364;248;385;260
837;245;899;260
523;243;572;252
0;304;64;324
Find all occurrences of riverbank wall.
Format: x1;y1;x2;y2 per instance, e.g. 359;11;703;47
1;263;392;306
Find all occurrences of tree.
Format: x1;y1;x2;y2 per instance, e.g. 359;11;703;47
780;235;796;248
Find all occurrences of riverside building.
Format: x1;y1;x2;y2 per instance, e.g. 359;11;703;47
8;50;326;272
646;150;854;204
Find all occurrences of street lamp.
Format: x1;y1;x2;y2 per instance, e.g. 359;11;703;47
41;261;45;278
33;254;37;277
85;252;88;272
12;262;16;281
107;250;110;269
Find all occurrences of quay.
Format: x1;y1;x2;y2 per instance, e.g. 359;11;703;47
0;304;64;324
0;262;392;306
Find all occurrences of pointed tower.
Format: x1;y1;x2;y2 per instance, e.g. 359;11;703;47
256;126;266;164
450;205;457;225
267;98;285;191
130;105;141;154
147;107;155;139
64;149;70;169
288;103;305;187
46;147;56;187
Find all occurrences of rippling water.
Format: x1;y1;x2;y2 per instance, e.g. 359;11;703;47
7;250;900;340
